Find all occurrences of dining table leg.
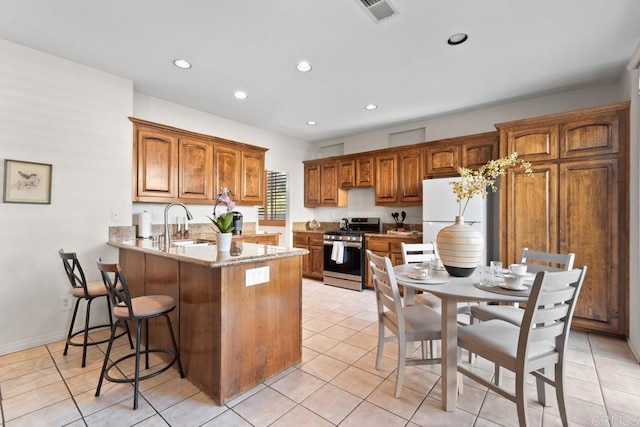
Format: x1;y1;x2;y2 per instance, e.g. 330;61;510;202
441;296;458;411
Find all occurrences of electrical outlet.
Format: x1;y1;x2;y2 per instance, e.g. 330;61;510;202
245;266;270;287
59;295;73;311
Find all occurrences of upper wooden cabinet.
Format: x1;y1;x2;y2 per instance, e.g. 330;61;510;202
179;138;212;201
423;131;498;178
303;159;347;207
398;148;423;204
131;118;267;205
136;128;178;198
496;101;630;335
375;152;398;205
339;155;374;188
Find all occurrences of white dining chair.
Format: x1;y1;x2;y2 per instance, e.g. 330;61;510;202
366;250;442;398
400;242;441;308
470;248;576;326
457;266;587;427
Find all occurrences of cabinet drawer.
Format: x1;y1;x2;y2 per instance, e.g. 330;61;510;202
293;233;309;246
309;234;324;245
366;239;390;252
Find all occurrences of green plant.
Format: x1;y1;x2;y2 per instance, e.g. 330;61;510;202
450;152;533;217
208;187;236;233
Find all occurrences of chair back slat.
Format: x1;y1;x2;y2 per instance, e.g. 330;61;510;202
520;248;575;273
367;250;404;332
517;267;586;363
59;249;90;298
96;259;135;321
401;242;438;264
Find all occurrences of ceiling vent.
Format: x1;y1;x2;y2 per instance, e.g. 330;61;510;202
355;0;399;23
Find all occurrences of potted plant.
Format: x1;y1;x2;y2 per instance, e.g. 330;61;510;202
208;187;235;251
437;153;532;277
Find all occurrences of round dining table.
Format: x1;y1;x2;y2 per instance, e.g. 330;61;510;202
393;264;531;412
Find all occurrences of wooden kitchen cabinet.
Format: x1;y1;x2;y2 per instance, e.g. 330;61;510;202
374;152;398;205
135;127;178;199
423;131;498;178
496;101;629;335
398;148;422;204
293;231;323;280
234;233;279;246
131;117;267;205
179;138;212;201
303;159;347;207
364;234;422;289
338;154;374;189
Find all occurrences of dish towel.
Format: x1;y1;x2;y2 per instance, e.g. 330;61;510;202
331;241;345;264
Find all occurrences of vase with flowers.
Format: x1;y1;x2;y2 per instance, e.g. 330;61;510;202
437;153;533;277
208;187;235;252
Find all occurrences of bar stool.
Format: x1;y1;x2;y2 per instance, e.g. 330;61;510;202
59;249;133;367
95;260;184;410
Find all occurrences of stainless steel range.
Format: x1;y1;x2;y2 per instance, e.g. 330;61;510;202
323;217;380;291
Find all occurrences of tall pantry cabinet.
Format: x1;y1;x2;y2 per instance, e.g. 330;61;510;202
496;102;629;335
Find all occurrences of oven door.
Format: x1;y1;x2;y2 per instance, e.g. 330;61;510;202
323;240;364;290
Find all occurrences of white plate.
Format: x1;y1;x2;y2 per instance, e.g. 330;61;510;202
399;273;448;285
497;282;528;291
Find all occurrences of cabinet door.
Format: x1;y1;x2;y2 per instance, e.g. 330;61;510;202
214;146;240;199
293;233;310;277
136;129;178;198
309;245;324;280
560;159;624;334
338;158;356;188
502;163;559;265
320;162;346;206
505;125;558;162
240;149;265;204
424;145;459;177
560;111;621;159
179;138;212;200
356;155;374;187
375;153;398;204
462;137;498;170
304;164;321;207
398;149;422;204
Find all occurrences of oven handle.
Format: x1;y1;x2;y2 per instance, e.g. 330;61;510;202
323;240;362;248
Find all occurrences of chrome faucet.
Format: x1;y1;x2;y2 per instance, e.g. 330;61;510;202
164;203;194;246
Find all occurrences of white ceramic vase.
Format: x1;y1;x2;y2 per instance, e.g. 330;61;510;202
216;232;233;252
436;216;484;277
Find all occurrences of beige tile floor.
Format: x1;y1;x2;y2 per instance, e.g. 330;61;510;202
2;278;640;426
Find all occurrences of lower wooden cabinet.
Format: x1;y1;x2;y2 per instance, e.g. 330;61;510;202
364;234;422;289
293;231;324;280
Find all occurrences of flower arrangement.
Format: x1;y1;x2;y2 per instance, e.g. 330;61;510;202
451;152;533;217
208;187;236;233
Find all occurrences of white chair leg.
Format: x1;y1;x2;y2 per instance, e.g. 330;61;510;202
375;323;385;370
494;365;501;386
536;367;548;406
555;363;569;427
515;371;530;427
395;337;407;398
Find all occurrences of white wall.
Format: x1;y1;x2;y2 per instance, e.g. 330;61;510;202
131;94;316;248
0;40;133;355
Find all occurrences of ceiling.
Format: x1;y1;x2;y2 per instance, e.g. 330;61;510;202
1;1;639;143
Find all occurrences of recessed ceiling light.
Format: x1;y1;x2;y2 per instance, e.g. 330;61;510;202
447;33;468;45
296;61;312;72
234;91;248;100
173;59;192;69
365;104;378;110
307;121;317;125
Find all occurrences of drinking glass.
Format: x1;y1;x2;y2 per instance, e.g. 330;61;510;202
479;267;492;286
490;260;502;284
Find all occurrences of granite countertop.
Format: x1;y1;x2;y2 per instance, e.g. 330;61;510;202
108;238;307;268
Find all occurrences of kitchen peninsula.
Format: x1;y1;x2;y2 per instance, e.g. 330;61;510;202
108;238;307;405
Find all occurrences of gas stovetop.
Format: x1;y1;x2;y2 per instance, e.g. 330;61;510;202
323;217;381;241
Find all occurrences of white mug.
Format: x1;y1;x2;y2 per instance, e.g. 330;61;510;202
413;265;430;279
509;263;527;275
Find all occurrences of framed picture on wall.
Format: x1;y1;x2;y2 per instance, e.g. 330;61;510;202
3;159;52;204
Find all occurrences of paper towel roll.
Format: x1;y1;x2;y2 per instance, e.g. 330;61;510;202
138;211;152;238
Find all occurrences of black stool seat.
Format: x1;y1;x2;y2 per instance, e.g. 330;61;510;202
96;260;185;410
59;249;133;367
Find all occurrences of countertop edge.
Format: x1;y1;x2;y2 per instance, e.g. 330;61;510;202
108;240;308;268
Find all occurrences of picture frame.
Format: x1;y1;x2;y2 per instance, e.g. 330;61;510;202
3;159;52;204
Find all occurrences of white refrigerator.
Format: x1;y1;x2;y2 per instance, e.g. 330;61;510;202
422;177;487;266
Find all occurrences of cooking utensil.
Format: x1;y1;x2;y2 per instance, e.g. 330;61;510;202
401;211;406;223
391;212;399;223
